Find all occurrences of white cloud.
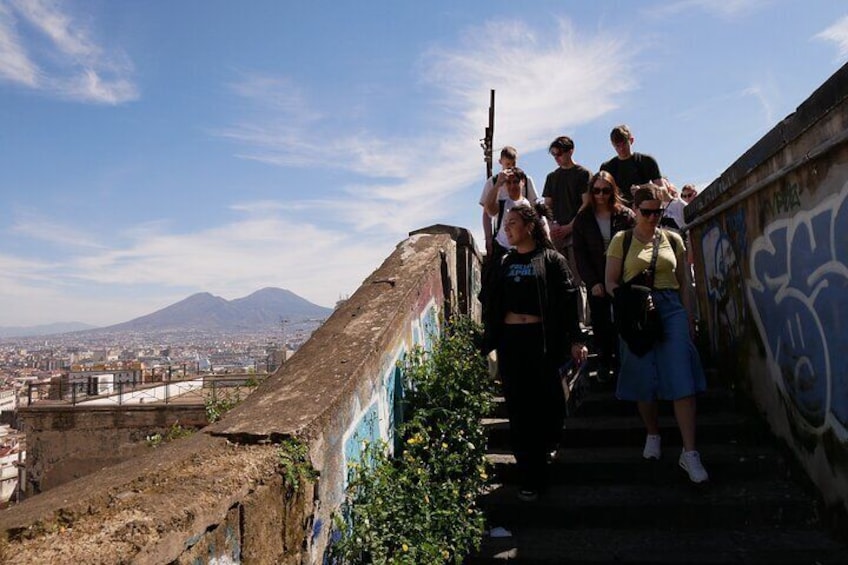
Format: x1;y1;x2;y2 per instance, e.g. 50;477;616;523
0;0;137;104
646;0;767;20
1;16;641;326
742;84;776;125
815;15;848;60
217;17;638;235
0;2;40;86
10;210;107;249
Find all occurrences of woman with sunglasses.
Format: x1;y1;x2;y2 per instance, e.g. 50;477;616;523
604;185;709;483
480;204;588;501
572;171;635;383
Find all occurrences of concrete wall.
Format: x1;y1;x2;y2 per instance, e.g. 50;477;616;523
0;227;481;564
686;62;848;516
18;404;208;495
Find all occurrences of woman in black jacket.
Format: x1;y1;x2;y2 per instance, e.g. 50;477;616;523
480;204;587;501
573;171;635;382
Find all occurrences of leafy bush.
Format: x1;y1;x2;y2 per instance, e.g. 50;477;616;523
332;316;493;564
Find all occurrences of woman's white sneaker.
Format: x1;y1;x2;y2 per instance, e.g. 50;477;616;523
679;449;709;483
642;434;661;460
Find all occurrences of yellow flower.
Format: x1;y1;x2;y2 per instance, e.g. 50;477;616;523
402;543;409;552
441;442;449;449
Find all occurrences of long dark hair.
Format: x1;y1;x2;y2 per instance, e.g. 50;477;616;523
508;204;554;250
587;170;627;212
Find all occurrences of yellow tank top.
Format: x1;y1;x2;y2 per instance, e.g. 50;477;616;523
607;230;685;290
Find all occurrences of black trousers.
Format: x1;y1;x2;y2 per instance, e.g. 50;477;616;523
589;294;617;368
497;323;564;491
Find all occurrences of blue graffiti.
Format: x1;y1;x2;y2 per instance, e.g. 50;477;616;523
343;404;380;483
747;183;848;435
726;208;749;265
421;303;439;352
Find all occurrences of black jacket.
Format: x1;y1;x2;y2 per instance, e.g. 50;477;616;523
479;247;582;365
572;206;635;291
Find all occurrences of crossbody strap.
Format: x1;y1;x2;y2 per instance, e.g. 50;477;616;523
645;230;661;289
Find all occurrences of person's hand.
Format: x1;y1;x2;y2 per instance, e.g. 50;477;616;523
571;343;588;364
496;169;512;187
591;283;605;297
550;224;567;246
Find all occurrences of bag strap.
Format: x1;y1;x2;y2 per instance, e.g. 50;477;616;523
646;230;661;289
495;198;507;234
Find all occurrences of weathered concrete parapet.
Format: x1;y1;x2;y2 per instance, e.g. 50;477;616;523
0;226;481;563
19;404;207;496
686;62;848;517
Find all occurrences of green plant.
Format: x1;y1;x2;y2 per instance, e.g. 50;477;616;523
277;437;318;492
205;390;242;423
146;422;195;448
331;316;493;564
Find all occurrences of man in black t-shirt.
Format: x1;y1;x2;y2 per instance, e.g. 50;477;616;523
543;135;591;324
599;125;662;207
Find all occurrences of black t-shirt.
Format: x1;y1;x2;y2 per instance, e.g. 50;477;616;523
502;251;542;316
599;153;661;206
542;164;590;224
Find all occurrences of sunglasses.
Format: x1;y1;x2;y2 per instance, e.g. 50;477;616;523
591;187;612;195
639;207;665;217
682;192;695;199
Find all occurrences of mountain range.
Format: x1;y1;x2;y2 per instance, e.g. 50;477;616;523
1;288;332;338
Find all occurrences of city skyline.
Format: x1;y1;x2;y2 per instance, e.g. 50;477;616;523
2;1;848;326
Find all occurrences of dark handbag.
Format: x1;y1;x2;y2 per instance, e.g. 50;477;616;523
613;231;663;357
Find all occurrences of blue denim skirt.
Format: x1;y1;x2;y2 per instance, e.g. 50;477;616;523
616;290;706;401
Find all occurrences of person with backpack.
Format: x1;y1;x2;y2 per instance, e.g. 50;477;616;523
480;203;587;501
479;146;539;259
600;125;662;208
604;185;709;484
482;166;535;264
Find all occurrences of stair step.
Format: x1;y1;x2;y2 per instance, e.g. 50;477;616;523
484;412;763;450
490;388;738;419
466;527;848;564
478;480;819;530
486;444;793;485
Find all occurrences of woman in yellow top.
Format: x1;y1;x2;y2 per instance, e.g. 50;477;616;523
604;185;708;483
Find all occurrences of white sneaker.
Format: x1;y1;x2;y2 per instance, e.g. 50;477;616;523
679;449;709;483
642;434;661;460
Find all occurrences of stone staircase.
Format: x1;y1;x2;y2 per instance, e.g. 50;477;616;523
466;370;848;564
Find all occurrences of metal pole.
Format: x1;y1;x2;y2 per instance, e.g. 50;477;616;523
486;89;495;179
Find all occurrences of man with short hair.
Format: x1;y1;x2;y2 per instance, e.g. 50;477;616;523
479;146;538;259
543;135;591;325
600;125;662;207
483;167;533;264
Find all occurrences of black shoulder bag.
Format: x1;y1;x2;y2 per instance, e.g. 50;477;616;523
613;230;664;356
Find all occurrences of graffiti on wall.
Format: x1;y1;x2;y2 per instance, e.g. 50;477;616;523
341;298;440;483
701;218;747;354
747;180;848;440
763;181;803;218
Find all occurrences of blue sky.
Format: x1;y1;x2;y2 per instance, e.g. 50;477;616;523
2;0;847;327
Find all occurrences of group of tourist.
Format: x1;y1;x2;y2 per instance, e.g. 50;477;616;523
478;125;706;502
